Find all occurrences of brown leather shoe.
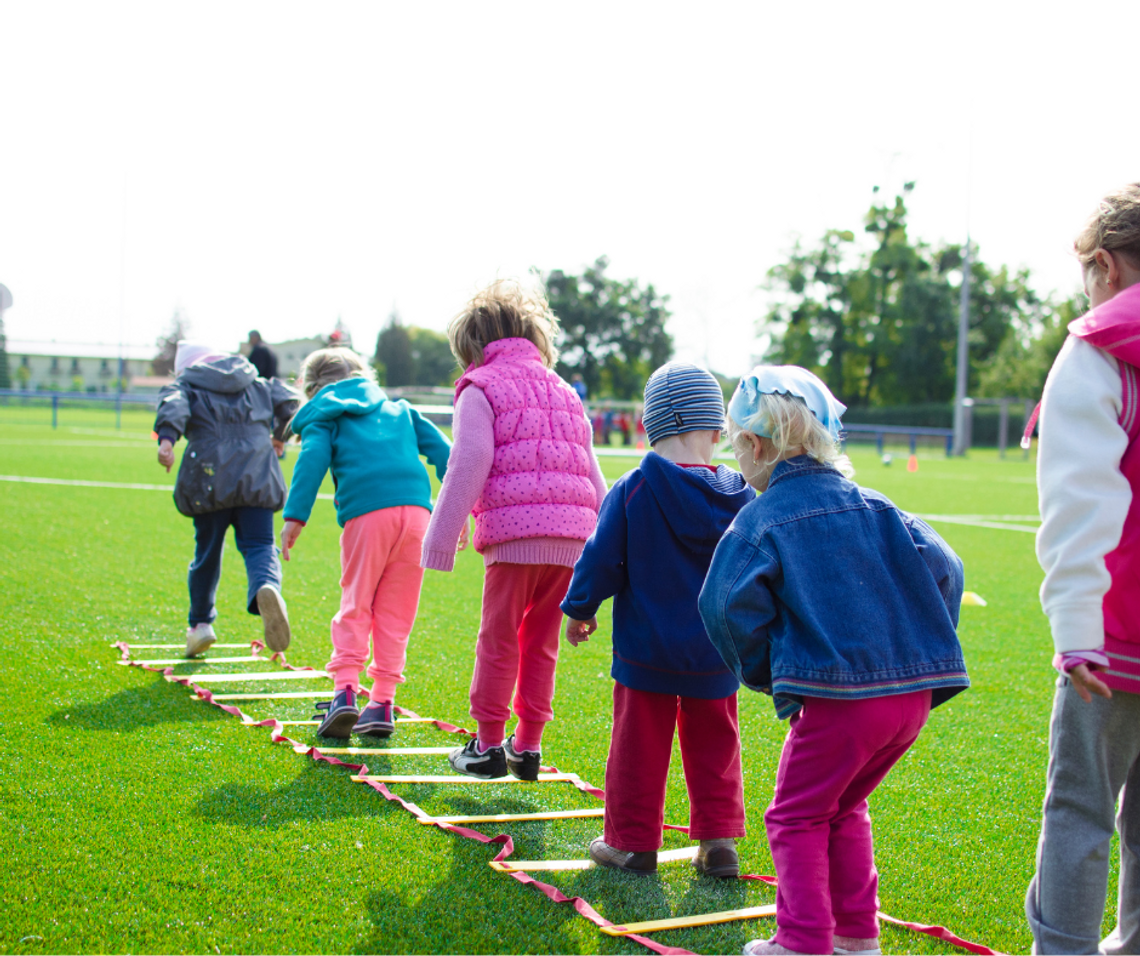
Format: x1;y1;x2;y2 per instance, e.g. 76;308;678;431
692;838;739;878
588;837;657;875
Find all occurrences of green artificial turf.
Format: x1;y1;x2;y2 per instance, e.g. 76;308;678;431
0;419;1114;954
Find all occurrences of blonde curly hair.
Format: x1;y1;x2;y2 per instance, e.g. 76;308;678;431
1075;183;1140;273
727;391;854;479
296;347;374;399
447;279;560;369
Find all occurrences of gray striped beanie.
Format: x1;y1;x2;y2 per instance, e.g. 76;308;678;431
642;362;726;446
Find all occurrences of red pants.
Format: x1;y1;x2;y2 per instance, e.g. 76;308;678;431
603;683;746;852
766;691;931;955
469;563;572;750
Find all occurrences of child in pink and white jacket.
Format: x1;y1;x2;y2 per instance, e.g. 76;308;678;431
1026;184;1140;955
421;280;608;780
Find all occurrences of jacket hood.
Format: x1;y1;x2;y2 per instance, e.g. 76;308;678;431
640;452;755;554
290;377;387;433
179;355;258;394
1069;282;1140;367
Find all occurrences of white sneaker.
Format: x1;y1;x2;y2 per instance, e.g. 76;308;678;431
256;585;291;652
185;623;217;658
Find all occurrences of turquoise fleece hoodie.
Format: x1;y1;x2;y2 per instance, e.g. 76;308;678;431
283;377;451;527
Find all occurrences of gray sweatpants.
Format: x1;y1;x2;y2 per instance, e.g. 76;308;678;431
1026;677;1140;954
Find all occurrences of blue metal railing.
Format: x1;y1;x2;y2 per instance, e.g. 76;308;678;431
840;423;954;456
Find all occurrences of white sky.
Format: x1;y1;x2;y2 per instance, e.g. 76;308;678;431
2;2;1137;376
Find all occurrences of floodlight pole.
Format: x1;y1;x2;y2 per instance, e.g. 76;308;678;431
951;238;971;456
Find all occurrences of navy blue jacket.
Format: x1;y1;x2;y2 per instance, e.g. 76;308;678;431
699;456;969;719
561;452;755;698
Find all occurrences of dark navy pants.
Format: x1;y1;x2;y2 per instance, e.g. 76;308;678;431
188;507;282;626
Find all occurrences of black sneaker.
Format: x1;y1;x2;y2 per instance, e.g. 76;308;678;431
448;737;508;779
504;734;541;781
313;688;360;738
354;701;395;738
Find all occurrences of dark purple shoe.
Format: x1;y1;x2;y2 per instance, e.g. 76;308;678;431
313;688;359;739
354;701;395;738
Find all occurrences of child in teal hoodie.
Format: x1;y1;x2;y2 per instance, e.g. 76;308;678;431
281;348;452;738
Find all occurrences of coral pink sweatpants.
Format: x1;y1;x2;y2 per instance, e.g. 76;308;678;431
766;690;932;955
603;683;746;852
469;562;573;751
327;506;430;702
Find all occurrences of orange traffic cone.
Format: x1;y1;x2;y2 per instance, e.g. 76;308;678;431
907;454;918;472
635;440;645;451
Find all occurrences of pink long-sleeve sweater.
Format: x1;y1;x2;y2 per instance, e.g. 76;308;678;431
421;386;609;572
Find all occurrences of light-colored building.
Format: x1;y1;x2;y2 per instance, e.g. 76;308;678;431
6;340;159;393
239;337;326;382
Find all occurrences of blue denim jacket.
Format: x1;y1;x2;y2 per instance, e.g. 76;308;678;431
698;456;969;719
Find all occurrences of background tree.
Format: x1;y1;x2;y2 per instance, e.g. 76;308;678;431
408;327;457;386
375;311;414;387
763;187;1055;406
544;257;674;399
0;320;10;392
153;308;191;377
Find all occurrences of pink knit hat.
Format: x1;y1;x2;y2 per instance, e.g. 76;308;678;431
174;341;228;375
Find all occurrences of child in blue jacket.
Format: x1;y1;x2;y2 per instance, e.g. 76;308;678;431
280;348;451;738
699;365;968;956
562;363;755;878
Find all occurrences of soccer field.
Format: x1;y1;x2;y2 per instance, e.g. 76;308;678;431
0;420;1104;955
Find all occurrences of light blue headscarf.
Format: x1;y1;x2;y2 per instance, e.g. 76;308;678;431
728;365;847;441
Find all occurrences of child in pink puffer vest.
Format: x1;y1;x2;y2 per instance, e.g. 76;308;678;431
422;279;607;780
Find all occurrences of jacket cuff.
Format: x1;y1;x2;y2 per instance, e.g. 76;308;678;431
1048;602;1107;654
156;429;179;445
560;600;599;621
421;548;456;572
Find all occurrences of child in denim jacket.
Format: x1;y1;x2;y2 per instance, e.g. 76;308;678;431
699;365;969;956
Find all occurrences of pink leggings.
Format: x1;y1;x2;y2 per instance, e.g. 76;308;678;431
469;562;573;751
766;691;931;955
327;506;429;702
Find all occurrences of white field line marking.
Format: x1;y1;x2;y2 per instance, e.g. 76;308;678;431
0;440;156;448
918;514;1039;534
2;474;335;500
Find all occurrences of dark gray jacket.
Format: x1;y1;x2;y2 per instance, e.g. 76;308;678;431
155;356;300;517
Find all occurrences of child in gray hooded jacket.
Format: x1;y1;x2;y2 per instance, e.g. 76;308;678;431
155;341;299;658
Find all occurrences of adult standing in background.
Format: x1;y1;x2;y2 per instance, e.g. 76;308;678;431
247;330;278;380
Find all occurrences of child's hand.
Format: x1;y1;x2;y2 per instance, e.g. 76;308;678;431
457;518;470;552
280;520;304;561
157;439;175;472
1070;662;1113;703
564;617;597;647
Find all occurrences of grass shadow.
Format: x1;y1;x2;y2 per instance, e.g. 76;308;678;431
191;758;387;829
45;678;227;732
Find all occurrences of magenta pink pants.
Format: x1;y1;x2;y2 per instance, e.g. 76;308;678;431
603;683;746;852
327;506;429;703
766;690;931;955
469;562;572;751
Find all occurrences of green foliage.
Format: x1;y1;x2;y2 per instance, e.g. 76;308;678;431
153;308;190;377
545;257;674;400
375;312;415;387
407;327;458;386
976;293;1084;399
0;317;10;391
764;187;1051;407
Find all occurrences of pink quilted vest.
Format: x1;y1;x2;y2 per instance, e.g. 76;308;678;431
1068;284;1140;688
454;338;599;552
